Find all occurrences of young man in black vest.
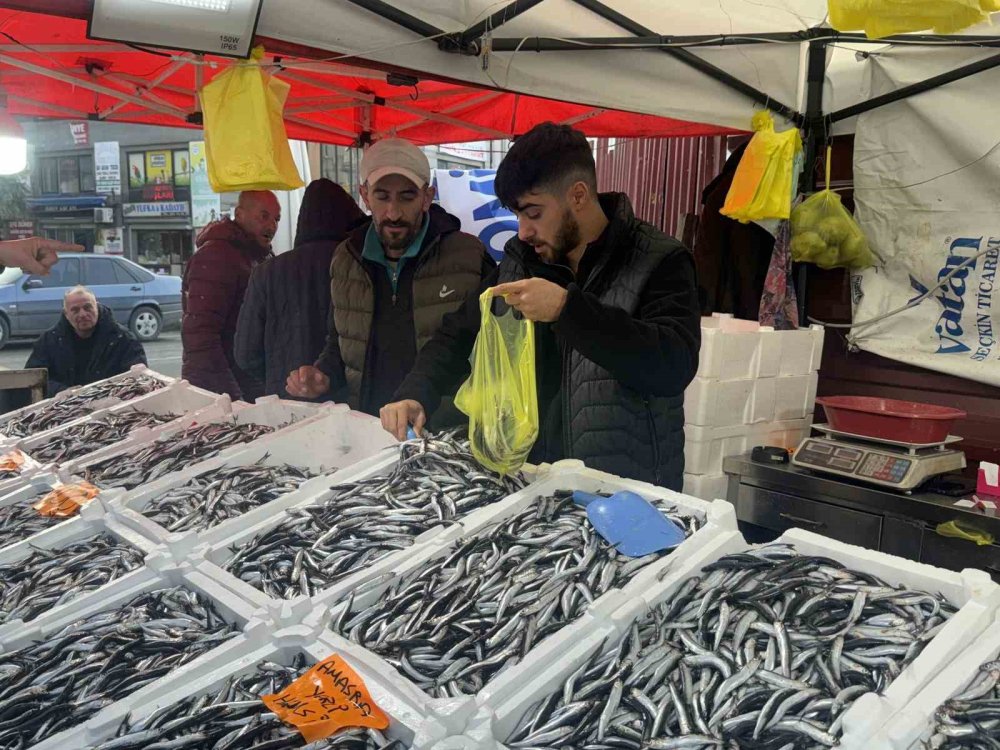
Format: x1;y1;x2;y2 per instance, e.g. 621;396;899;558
286;138;494;418
381;123;701;489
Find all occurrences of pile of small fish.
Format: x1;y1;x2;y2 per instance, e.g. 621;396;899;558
931;656;1000;749
507;544;956;750
29;409;180;464
333;489;701;698
0;586;238;749
85;420;276;489
90;655;408;749
0;489;62;549
0;374;163;439
225;434;524;600
143;461;316;532
0;533;144;625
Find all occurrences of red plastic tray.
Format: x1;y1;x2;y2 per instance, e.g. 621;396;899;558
816;396;966;444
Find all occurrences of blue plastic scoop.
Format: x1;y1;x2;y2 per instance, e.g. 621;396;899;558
573;490;687;557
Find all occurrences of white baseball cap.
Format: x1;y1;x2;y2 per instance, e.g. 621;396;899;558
360;138;431;188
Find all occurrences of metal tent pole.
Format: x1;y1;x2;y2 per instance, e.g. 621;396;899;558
459;0;550;48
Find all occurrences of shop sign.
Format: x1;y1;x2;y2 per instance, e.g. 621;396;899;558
6;220;34;240
70;122;89;146
94;142;121;195
123;202;189;218
189;141;220;228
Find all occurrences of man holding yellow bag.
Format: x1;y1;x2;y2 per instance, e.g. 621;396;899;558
382;123;701;489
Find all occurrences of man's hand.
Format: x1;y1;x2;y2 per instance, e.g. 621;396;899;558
380;399;426;442
492;278;569;323
0;237;80;276
286;365;330;399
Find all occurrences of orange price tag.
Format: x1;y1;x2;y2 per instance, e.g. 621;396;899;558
33;482;100;518
262;654;390;743
0;450;25;473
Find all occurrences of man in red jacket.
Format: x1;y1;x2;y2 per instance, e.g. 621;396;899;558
182;191;279;401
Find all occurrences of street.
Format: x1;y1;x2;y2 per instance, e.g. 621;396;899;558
0;332;183;379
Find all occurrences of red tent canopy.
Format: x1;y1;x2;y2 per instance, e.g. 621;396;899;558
0;7;734;146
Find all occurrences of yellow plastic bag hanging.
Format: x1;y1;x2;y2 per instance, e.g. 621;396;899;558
200;46;304;192
721;111;803;224
455;289;538;476
830;0;1000;38
790;146;876;271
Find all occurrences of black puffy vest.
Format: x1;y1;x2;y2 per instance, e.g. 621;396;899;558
497;193;686;489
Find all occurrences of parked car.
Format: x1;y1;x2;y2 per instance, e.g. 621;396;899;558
0;253;181;349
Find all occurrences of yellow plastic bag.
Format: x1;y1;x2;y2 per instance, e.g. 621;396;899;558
830;0;1000;38
790;147;876;270
200;46;304;192
455;289;538;476
721;111;803;224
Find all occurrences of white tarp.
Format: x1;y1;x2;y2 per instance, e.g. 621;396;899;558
258;1;1000;133
852;47;1000;386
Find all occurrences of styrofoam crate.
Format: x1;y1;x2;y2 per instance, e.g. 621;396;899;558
473;528;1000;750
683;471;729;501
0;450;45;497
877;609;1000;750
107;407;397;548
192;447;463;618
684;416;812;476
0;364;176;442
696;314;824;382
35;630;448;750
17;381;228;467
59;396;334;491
4;564;272;750
684;376;755;426
314;459;738;732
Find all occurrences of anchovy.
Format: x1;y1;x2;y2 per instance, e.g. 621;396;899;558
85;420;276;490
330;488;700;698
0;586;238;748
29;409;180;464
89;655;408;749
931;658;1000;749
225;433;524;601
0;533;144;625
0;487;64;549
143;461;316;533
0;375;164;439
506;544;956;749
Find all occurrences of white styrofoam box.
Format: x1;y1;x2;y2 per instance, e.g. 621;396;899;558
108;407;398;548
683;471;729;501
60;396;335;490
17;381;228;467
33;631;449;750
0;364;176;442
877;609;1000;750
684;376;754;426
314;459;738;732
0;450;45;498
475;528;1000;750
684;416;812;476
696;313;824;382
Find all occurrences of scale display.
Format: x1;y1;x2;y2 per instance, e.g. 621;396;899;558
792;427;965;491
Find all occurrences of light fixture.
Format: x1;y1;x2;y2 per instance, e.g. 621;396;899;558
0;108;26;176
89;0;262;58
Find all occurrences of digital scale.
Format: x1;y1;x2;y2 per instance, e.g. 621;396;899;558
792;424;966;492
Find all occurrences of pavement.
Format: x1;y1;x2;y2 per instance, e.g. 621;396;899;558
0;330;184;378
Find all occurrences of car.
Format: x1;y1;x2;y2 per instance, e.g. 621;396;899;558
0;253;181;349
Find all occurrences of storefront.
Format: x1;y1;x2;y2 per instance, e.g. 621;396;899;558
27;195;108;253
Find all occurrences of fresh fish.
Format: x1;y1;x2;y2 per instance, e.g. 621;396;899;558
0;533;144;625
89;655;408;749
330;488;701;697
143;461;315;532
225;433;524;601
86;420;276;490
0;487;63;548
507;544;956;749
0;586;238;748
931;658;1000;749
29;409;180;464
0;374;163;439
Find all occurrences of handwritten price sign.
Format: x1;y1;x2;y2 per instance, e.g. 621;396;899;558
262;654;389;742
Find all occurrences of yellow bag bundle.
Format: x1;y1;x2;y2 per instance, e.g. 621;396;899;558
455;289;539;476
721;111;803;224
200;46;304;192
830;0;1000;38
791;147;876;270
